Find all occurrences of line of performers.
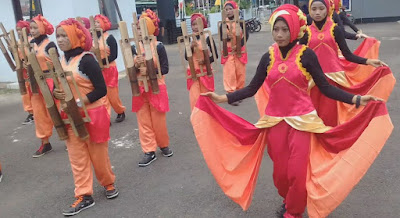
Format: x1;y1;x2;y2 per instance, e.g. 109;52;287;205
0;0;396;217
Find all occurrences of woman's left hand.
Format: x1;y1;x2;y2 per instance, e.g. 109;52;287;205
360;95;384;106
356;33;369;39
366;59;388;68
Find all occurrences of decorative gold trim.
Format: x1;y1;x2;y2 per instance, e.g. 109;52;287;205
254;110;332;133
296;45;311;80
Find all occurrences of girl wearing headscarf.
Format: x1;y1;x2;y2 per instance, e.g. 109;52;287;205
298;0;395;127
131;9;173;167
29;15;56;158
94;14;126;123
220;1;249;106
190;4;393;218
16;20;34;124
53;18;118;216
186;13;218;110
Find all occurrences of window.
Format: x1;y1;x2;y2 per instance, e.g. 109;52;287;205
12;0;43;22
98;0;123;29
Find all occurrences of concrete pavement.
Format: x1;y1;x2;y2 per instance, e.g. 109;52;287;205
0;22;399;217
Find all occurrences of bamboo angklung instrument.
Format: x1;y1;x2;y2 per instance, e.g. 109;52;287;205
218;9;247;58
21;28;39;94
177;19;197;80
118;20;140;96
48;47;90;140
89;16;104;69
196;17;214;77
9;29;26;95
139;18;161;94
28;49;68;140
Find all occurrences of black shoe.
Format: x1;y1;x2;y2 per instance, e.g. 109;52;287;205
229;102;239;106
138;152;157;167
0;171;3;183
62;195;95;216
160;147;173;157
22;114;34;125
115;112;125;123
32;143;53;158
276;203;286;218
104;184;119;199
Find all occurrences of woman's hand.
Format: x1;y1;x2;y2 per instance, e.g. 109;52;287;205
134;55;145;68
191;40;198;49
366;59;388;68
201;92;228;104
53;88;65;100
352;95;383;106
356;33;369;39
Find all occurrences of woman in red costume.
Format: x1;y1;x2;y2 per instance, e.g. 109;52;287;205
53;18;118;216
220;1;249;106
191;4;393;218
299;0;395;126
16;20;34;125
186;13;218;110
131;9;173;167
94;14;126;123
29;15;56;158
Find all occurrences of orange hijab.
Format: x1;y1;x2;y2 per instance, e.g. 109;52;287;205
57;18;93;51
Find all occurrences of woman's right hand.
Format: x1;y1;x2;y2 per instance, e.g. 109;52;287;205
135;55;145;68
53;88;65;100
201;92;228;104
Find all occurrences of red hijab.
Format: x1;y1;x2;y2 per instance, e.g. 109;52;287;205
191;13;207;28
94;14;112;31
32;14;54;35
224;1;238;9
269;4;307;43
16;20;30;34
57;18;93;51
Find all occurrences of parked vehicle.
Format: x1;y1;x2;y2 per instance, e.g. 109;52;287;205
246;18;262;33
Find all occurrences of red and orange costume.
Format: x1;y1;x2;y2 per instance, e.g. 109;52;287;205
186;13;217;110
16;21;33;116
221;1;248;94
191;5;393;218
57;18;116;203
132;10;171;156
94;15;126;117
30;15;55;155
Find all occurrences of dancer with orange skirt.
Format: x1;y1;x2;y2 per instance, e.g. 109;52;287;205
300;0;395;126
191;5;393;218
53;19;118;216
29;15;56;157
132;10;173;167
220;1;249;106
16;20;34;124
94;15;126;123
186;13;218;110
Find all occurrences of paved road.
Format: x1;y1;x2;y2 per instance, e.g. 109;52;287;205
0;22;399;218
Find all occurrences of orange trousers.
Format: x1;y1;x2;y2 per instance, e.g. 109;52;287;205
223;56;246;93
30;94;53;139
65;128;115;197
136;99;169;153
21;82;33;113
105;87;126;116
189;81;212;111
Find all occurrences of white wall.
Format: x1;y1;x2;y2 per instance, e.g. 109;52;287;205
0;0;136;82
0;0;18;82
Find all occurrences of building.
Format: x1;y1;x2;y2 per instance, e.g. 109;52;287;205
0;0;136;82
